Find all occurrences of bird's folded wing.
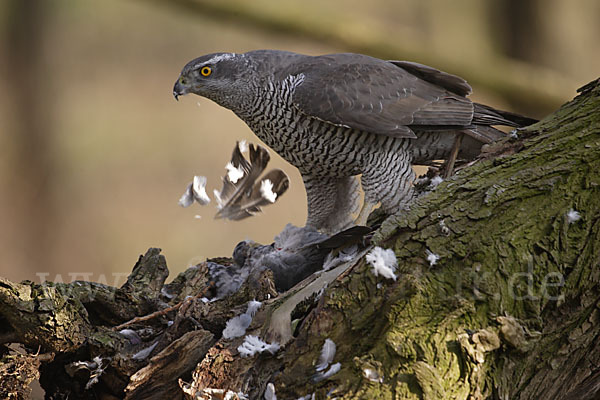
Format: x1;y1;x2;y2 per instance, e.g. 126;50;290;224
291;55;475;138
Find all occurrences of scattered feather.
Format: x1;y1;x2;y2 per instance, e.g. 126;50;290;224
567;209;581;224
225;391;249;400
260;179;278;203
238;140;248;153
264;383;277;400
322;246;358;271
363;368;383;383
296;395;315;400
246;300;262;316
366;247;398;280
161;287;174;299
226;162;245;184
179;176;211;208
132;341;158;361
238;335;280;357
223;314;252;340
194;214;202;219
215;143;289;220
65;356;107;390
85;357;106;389
429;176;444;189
213;189;224;210
118;329;141;345
315;338;336;372
509;129;519;139
192;176;211;205
313;362;341;382
426;249;440;266
223;300;262;339
178;185;194;208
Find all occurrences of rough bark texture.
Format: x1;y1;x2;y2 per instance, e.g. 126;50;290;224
0;79;599;399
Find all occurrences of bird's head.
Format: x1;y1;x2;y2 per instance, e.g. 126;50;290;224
173;52;248;106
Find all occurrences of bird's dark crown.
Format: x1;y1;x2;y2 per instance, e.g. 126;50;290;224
181;52;239;75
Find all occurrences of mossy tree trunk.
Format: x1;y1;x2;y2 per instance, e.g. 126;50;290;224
0;79;599;399
274;78;600;399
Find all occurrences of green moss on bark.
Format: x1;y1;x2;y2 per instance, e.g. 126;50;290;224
277;80;600;399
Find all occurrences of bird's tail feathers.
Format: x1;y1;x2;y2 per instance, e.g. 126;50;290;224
473;103;538;128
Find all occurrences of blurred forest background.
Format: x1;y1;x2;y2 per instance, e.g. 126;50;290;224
1;0;598;284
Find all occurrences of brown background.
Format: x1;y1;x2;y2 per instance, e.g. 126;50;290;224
0;0;598;284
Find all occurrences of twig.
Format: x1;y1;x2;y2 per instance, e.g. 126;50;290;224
112;285;212;331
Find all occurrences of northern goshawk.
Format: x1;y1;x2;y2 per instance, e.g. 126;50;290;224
173;50;536;232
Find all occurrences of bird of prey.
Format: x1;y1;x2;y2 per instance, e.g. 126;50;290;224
173;50;536;232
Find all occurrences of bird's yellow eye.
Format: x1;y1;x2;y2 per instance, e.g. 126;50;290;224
200;66;212;77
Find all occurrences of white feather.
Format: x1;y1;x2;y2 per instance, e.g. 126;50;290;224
222;314;252;340
264;383;277;400
179;176;211;207
260;179;277;203
313;362;341;382
238;335;280;357
363;368;383;383
315;338;336;372
567;209;581;224
192;175;211;205
222;300;262;339
238;140;248;153
178;183;194;208
365;247;397;280
246;300;262;316
225;391;248;400
225;162;245;184
426;249;440;266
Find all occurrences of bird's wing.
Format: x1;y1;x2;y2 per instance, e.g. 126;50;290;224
291;54;474;139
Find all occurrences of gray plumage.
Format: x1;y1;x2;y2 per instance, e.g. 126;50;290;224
229;224;372;293
173;50;536;231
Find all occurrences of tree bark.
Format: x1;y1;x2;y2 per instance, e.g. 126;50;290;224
0;78;599;399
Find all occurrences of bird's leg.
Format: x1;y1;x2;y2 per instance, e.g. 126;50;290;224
303;175;361;233
360;148;415;218
327;176;362;230
303;174;338;232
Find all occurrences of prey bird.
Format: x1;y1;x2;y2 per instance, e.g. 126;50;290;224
173;50;537;232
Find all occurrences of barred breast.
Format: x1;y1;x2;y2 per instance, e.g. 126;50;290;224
239;76;411;178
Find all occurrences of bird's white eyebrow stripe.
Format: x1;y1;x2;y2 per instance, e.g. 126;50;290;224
193;53;235;69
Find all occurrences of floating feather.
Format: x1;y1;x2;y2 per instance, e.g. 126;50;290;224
216;143;289;220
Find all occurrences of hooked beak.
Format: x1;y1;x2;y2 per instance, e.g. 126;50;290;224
173;77;188;101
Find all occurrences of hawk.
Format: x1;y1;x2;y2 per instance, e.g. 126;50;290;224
173;50;536;232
